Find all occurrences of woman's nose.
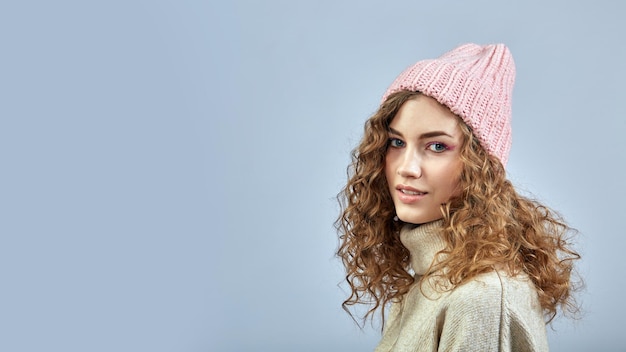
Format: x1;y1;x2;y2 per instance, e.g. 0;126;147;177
397;149;422;178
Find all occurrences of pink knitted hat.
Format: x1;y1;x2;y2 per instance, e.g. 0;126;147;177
382;43;515;166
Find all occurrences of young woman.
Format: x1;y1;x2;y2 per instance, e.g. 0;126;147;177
336;43;580;351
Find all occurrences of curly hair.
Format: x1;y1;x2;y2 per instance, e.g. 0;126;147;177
336;90;581;326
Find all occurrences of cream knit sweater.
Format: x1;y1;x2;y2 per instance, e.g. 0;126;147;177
375;221;549;352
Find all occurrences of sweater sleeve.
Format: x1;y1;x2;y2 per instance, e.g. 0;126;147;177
437;272;547;352
437;275;504;352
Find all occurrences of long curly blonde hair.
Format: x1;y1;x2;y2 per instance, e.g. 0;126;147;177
336;90;581;325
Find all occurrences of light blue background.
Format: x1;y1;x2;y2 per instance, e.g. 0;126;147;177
1;1;624;351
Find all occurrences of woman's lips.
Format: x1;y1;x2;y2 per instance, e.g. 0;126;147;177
396;186;427;203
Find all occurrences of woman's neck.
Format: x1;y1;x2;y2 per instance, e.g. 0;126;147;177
400;220;447;275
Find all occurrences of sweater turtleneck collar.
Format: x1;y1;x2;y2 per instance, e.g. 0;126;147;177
400;220;448;276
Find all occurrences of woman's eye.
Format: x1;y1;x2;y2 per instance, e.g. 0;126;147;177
388;138;405;148
427;142;448;152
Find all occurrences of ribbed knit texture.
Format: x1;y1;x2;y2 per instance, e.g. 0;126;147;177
375;221;548;352
382;43;515;166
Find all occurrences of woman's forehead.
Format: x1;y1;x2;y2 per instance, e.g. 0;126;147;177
389;97;462;138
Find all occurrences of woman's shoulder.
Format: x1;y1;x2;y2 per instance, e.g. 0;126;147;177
438;272;547;350
446;270;539;309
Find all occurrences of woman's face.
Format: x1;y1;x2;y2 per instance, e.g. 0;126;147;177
385;95;464;224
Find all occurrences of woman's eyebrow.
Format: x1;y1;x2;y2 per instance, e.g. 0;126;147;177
388;127;453;139
419;131;453;139
388;127;403;136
